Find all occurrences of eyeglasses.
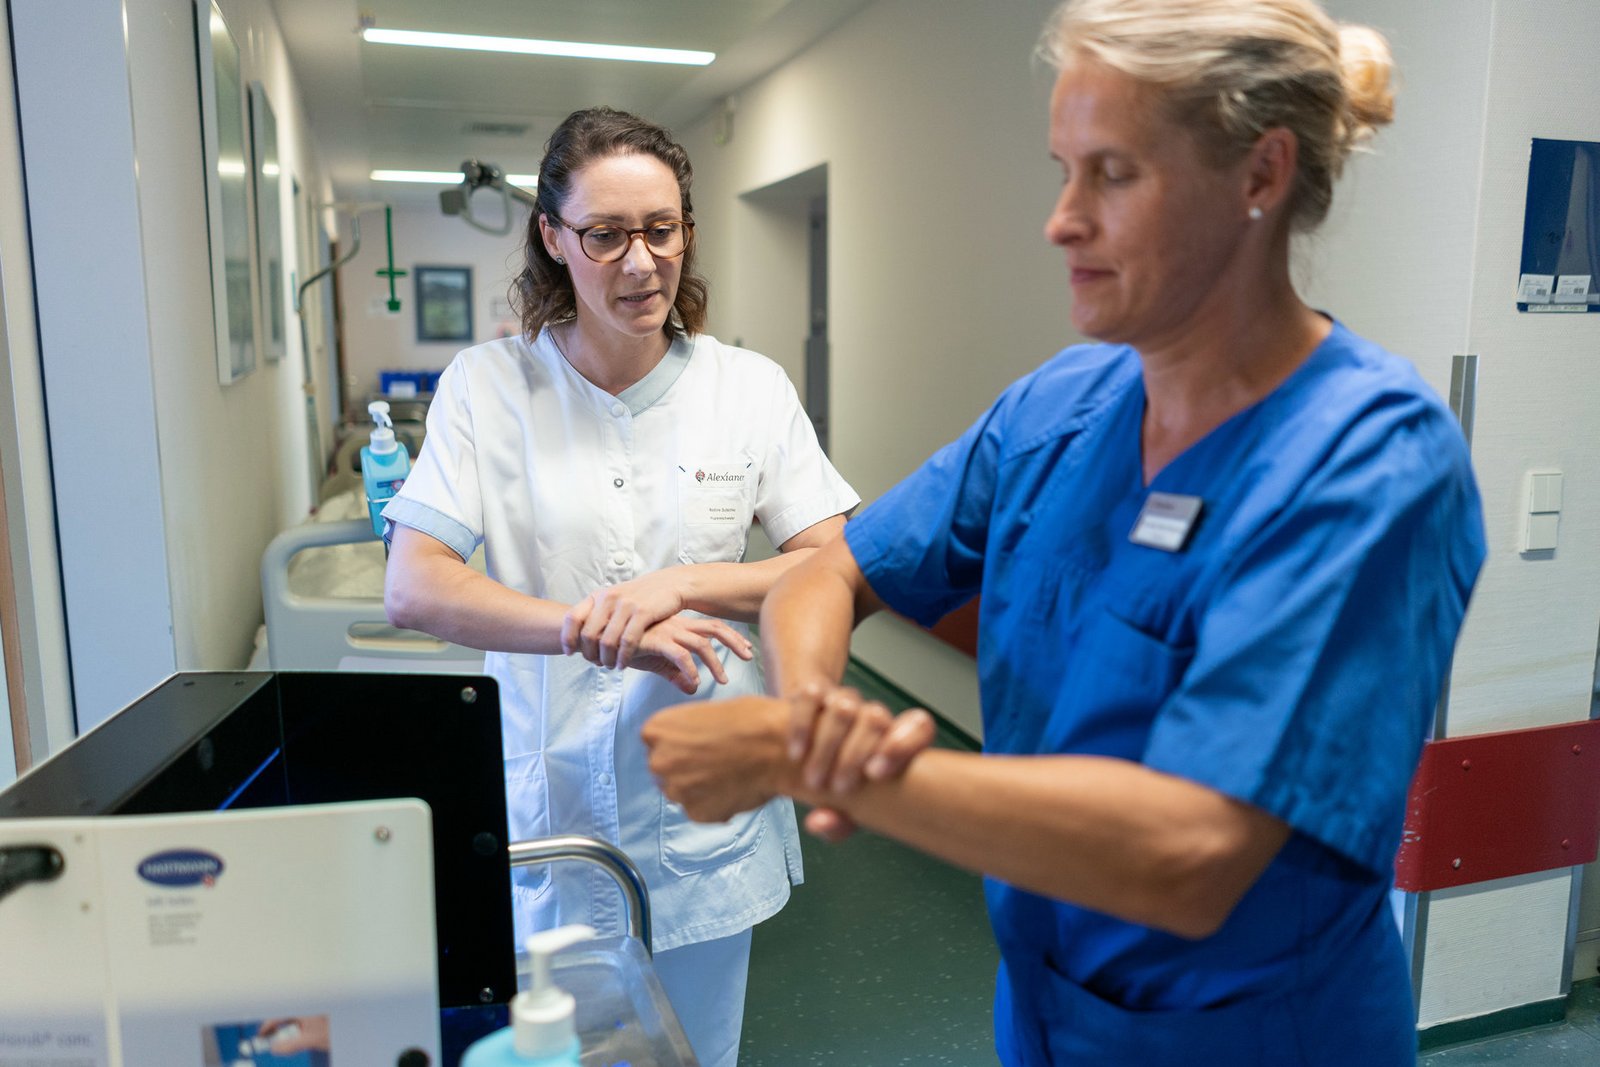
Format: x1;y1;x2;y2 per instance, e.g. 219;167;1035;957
554;217;694;264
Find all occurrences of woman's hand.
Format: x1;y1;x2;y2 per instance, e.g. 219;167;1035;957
787;684;937;841
255;1016;330;1054
643;696;791;821
566;569;753;669
626;614;754;695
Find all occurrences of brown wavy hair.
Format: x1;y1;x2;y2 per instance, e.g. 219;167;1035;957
511;106;709;340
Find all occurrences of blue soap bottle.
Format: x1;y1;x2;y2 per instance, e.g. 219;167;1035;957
360;400;410;539
462;925;594;1067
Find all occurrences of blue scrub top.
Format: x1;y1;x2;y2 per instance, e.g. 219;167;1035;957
844;322;1485;1066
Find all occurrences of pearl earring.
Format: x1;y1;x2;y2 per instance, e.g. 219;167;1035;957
554;256;566;265
1247;206;1264;221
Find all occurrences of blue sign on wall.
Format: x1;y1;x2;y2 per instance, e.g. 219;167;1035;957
1517;138;1600;313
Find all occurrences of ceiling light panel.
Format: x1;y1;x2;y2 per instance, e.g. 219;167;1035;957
371;169;537;187
371;169;462;184
362;28;714;66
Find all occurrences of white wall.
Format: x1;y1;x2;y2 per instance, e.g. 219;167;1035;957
1305;1;1493;396
339;203;530;405
1411;0;1600;1025
680;0;1067;735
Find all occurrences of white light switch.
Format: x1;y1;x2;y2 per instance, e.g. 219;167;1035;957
1530;472;1563;513
1523;470;1563;552
1524;512;1559;552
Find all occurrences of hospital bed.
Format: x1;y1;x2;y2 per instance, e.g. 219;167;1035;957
254;485;487;673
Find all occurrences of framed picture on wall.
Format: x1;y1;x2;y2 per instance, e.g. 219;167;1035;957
415;265;474;342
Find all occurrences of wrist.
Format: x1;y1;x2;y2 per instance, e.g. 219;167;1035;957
668;564;699;615
771;670;837;700
757;698;807;797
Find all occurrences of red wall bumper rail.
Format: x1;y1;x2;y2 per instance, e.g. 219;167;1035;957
1394;718;1600;892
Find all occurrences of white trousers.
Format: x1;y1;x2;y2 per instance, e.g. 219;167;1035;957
651;927;753;1067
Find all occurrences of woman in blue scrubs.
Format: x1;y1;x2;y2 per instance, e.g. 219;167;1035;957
642;0;1486;1063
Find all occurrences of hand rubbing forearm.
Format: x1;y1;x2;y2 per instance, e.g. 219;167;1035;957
643;692;1285;937
675;550;822;623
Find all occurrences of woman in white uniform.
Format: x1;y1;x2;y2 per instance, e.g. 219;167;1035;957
382;106;858;1066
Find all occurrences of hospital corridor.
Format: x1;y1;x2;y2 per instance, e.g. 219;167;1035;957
2;1;1600;1065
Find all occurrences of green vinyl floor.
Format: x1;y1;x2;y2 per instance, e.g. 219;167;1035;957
739;664;1001;1065
1421;980;1600;1066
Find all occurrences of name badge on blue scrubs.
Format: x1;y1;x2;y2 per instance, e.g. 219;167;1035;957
1129;492;1203;552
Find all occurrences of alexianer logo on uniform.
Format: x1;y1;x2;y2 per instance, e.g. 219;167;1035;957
137;849;225;888
681;463;750;485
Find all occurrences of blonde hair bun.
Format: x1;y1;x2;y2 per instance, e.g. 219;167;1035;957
1336;23;1396;150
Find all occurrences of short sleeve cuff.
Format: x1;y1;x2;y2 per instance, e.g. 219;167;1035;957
842;501;946;627
1144;736;1394;876
762;488;860;547
382;497;478;561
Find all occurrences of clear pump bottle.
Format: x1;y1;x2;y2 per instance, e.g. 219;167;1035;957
461;925;595;1067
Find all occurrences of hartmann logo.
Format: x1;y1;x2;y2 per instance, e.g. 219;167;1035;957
138;850;224;888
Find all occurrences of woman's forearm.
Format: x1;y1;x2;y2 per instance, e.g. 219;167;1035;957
384;528;570;654
676;549;819;623
674;515;850;623
787;748;1288;939
757;537;874;697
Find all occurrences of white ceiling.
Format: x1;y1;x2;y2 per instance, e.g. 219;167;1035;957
271;0;873;209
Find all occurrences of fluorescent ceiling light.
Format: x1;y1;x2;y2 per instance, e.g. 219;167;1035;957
362;27;714;67
372;170;462;184
218;160;279;178
372;169;539;187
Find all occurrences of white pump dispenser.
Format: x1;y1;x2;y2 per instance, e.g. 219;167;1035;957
513;925;595;1058
367;400;397;454
460;925;596;1067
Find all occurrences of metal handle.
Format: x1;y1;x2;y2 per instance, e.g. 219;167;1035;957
508;835;652;954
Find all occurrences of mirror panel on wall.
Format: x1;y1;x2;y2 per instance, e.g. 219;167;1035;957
194;0;257;384
250;82;285;364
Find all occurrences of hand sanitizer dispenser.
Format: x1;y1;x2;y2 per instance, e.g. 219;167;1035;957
360;400;411;539
461;925;596;1067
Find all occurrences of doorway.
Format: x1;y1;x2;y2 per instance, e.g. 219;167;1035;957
738;165;829;452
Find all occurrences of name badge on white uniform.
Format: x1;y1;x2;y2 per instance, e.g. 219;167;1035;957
684;496;744;524
1129;492;1203;552
680;463;751;525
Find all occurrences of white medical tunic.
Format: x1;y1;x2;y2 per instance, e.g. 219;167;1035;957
384;329;859;951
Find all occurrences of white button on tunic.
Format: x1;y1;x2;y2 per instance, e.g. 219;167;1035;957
385;330;859;951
